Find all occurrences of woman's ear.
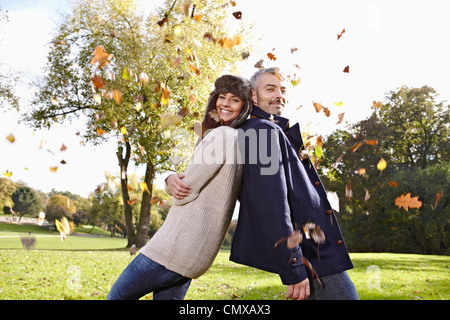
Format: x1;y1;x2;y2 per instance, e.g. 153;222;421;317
251;90;258;106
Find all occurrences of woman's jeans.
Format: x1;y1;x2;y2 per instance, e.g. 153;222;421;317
107;253;192;300
308;270;359;300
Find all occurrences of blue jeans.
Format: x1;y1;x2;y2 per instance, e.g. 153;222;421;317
308;271;359;300
107;253;192;300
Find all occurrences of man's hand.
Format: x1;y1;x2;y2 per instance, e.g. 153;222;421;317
166;173;191;199
285;278;310;300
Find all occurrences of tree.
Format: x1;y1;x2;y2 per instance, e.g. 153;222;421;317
45;194;77;222
27;0;253;247
321;86;449;254
11;186;41;219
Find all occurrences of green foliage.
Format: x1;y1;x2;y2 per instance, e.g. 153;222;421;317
45;194;77;222
11;186;41;217
321;86;449;254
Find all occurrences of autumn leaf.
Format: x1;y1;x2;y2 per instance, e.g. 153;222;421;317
49;166;58;173
334;101;344;107
345;182;352;199
313;102;322;113
358;168;366;175
91;75;106;89
377;157;387;174
3;170;12;178
373;101;382;108
388;180;399;187
120;126;127;135
232;11;242;19
254;59;264;69
96;128;106;136
322;106;331;117
127;198;138;205
122;67;130;80
188;61;201;76
343;66;350;73
219;37;234;49
395;193;422;212
337;112;345;124
434;191;443;209
112;89;122;105
267;52;276;61
55;217;74;242
193;14;202;22
60;143;67;152
6;134;15;144
351;141;364;152
91;45;114;70
161;85;171;105
365;139;378;145
140;182;150;194
337;28;345;40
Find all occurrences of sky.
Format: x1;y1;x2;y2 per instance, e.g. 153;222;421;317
0;0;449;198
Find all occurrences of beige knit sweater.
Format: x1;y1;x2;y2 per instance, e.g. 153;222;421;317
140;126;243;279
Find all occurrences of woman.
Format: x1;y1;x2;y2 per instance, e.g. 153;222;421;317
107;75;252;300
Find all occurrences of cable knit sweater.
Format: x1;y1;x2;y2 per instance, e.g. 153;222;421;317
140;126;243;279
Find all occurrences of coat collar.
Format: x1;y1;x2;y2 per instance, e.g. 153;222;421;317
250;106;290;132
250;106;305;153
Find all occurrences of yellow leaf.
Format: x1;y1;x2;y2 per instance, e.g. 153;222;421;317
377;157;387;173
3;170;12;178
140;182;150;194
334;101;344;107
113;89;122;105
6;134;15;143
122;67;130;80
120;126;127;135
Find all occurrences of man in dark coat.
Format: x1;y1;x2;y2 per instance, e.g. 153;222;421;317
229;68;358;300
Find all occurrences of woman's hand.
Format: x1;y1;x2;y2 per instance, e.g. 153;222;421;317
166;173;191;199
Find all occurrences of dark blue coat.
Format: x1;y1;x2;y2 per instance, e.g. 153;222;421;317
230;106;353;285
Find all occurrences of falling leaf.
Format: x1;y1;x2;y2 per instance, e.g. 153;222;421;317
60;143;67;152
55;217;74;242
150;196;162;204
434;191;443;209
322;106;331;117
161;113;182;126
395;193;422;212
188;62;201;76
337;28;345;40
6;134;15;144
49;166;58;173
96;128;106;135
388;180;399;187
193;14;202;22
219;37;234;49
157;17;169;27
358;168;366;175
51;96;59;106
112;89;122;105
351;141;364;152
290;76;301;86
122;67;130;80
267;52;277;61
337;112;345;124
120;126;127;135
60;159;67;165
233;35;241;46
91;45;114;70
127;199;138;205
3;170;12;178
314;145;323;159
93;93;102;104
161;85;171;105
91;74;105;89
377;157;387;174
345;182;353;199
254;59;264;69
334;101;344;107
232;11;242;19
290;47;298;54
365;139;378;145
140;182;150;194
208;109;221;122
343;66;350;73
313;102;322;113
138;72;149;85
373;101;382;108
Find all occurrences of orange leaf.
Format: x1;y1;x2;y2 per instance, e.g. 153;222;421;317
343;66;349;73
267;52;277;61
193;14;202;22
6;134;15;144
337;28;345;40
365;139;378;145
395;193;422;212
345;182;352;199
127;199;138;206
434;191;443;209
313;102;322;113
96;128;105;135
188;62;201;76
112;89;122;105
91;74;106;89
373;101;382;108
337;112;345;124
91;46;114;70
388;181;399;187
351;141;364;152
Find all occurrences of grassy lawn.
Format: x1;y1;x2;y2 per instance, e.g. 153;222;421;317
0;224;448;300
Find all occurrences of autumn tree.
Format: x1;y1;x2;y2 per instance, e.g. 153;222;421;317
27;0;253;247
321;86;449;254
11;186;42;220
45;194;77;222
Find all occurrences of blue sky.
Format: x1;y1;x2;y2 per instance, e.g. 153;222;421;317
1;0;449;197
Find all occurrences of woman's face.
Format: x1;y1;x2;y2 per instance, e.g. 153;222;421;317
216;92;244;124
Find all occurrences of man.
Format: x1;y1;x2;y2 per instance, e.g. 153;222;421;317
229;67;358;300
166;68;358;300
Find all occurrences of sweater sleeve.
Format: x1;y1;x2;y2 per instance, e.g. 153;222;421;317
172;126;237;206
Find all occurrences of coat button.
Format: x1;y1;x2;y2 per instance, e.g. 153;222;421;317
314;181;320;186
292;257;297;264
337;240;343;245
326;210;332;215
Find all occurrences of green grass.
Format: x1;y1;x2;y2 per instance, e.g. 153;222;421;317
0;223;448;300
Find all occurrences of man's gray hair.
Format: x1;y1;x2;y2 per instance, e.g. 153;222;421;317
250;67;286;90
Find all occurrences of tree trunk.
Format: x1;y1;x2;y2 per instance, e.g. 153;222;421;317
116;142;135;247
135;161;154;248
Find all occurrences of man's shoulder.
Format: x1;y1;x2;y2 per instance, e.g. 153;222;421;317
239;118;280;131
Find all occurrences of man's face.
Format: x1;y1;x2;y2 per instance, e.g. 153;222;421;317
252;73;287;116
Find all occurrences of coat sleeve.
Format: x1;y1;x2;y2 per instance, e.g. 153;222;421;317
245;122;308;285
172;126;236;206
